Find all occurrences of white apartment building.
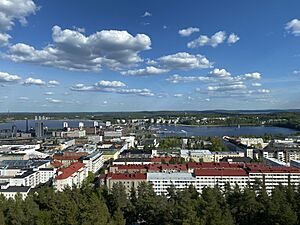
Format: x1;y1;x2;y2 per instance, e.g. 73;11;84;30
39;168;56;184
194;168;249;192
9;170;40;188
81;152;103;173
0;183;31;200
147;172;196;195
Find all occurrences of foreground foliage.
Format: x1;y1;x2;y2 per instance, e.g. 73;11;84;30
0;183;300;225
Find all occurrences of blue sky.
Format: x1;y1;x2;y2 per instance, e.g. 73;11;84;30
1;0;300;112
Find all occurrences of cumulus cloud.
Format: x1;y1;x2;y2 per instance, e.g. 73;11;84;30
0;0;37;46
46;98;63;103
158;52;212;70
0;33;11;46
174;93;183;97
23;77;46;86
251;82;262;87
0;71;21;83
70;81;154;97
48;80;60;87
209;68;231;77
142;11;152;17
188;31;239;48
286;19;300;36
44;92;54;95
121;66;169;76
207;82;247;92
178;27;200;37
95;80;126;88
18;96;29;101
166;74;210;83
0;0;37;31
249;89;271;94
188;31;227;48
227;33;240;44
243;72;261;80
5;25;152;72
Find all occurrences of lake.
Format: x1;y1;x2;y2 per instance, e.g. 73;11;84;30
154;125;298;137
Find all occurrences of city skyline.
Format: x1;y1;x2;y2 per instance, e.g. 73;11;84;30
1;0;300;112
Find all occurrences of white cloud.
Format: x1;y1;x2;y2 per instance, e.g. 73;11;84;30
227;33;240;44
286;19;300;36
18;96;29;101
251;82;262;87
188;31;227;48
46;98;63;103
248;89;271;94
293;70;300;75
174;93;183;97
178;27;200;37
0;0;37;31
118;88;154;96
0;33;10;46
209;68;231;77
95;80;126;88
256;89;271;93
158;52;212;70
23;77;46;86
44;92;54;95
71;83;154;97
243;72;261;79
5;25;152;72
48;80;60;86
207;83;247;92
142;11;152;17
121;66;169;76
0;0;37;46
0;71;21;83
166;74;210;83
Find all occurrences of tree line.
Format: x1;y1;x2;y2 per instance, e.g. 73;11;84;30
0;182;300;225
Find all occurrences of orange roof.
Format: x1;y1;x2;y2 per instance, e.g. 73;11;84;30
116;165;148;170
160;164;188;171
53;152;88;161
247;165;300;173
107;173;147;180
55;162;86;180
195;168;248;176
187;162;244;169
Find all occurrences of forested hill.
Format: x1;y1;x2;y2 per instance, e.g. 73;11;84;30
0;182;299;225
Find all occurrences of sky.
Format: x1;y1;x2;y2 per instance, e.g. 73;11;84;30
1;0;300;112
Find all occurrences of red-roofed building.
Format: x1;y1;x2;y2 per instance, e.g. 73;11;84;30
109;164;148;173
246;165;300;193
53;152;88;167
101;172;147;193
103;162;300;195
53;162;88;191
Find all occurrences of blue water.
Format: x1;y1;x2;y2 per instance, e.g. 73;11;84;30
0;120;104;131
154;125;298;137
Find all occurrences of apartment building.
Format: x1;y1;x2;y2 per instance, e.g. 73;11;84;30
53;162;88;191
101;162;300;195
101;173;147;193
81;151;103;173
147;172;196;195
